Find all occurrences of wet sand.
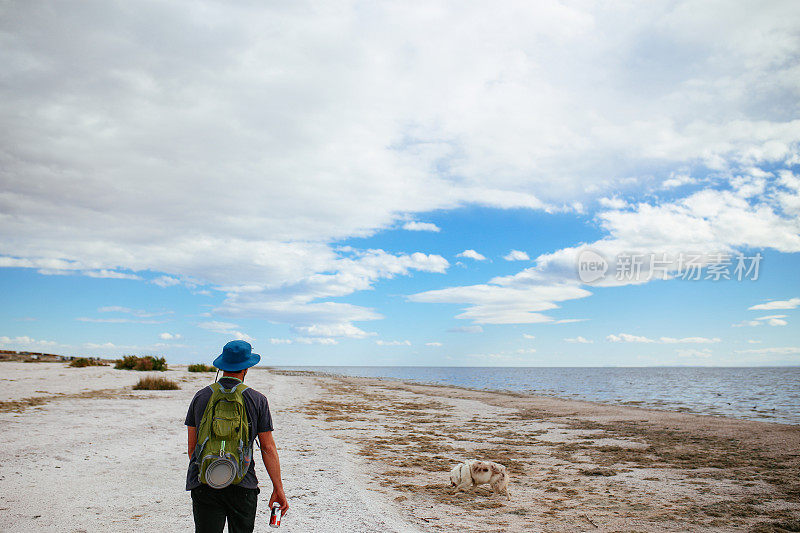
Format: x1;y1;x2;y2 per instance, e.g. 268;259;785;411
0;363;798;532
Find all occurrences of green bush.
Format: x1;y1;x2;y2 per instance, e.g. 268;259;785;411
115;355;168;371
114;355;138;370
69;357;107;368
188;363;215;373
133;376;180;390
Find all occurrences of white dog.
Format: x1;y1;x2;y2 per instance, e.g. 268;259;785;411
487;462;511;501
449;460;511;500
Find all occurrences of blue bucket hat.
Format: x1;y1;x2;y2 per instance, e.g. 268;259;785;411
213;340;261;372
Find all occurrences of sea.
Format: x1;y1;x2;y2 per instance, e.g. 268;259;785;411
276;366;800;425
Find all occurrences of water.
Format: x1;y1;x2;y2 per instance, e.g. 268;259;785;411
277;366;800;425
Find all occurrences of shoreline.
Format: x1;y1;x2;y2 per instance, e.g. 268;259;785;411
267;366;800;427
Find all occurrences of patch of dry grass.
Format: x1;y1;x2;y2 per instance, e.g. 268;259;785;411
68;358;108;368
0;396;49;412
579;467;617;476
187;363;215;372
0;388;155;412
133;376;180;390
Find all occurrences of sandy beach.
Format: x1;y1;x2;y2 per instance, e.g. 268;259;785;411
1;362;798;532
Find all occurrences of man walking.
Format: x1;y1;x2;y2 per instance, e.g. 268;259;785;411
185;340;289;532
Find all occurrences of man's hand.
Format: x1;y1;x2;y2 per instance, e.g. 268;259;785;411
269;487;289;515
258;431;288;515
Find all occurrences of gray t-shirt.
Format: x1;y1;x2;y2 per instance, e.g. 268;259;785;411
184;377;273;490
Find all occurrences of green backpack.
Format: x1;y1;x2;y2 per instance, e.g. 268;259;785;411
195;379;252;488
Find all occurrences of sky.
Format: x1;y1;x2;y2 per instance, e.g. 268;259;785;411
1;0;799;366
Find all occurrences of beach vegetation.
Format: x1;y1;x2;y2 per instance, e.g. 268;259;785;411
114;355;168;371
69;357;107;368
133;376;180;390
188;363;216;373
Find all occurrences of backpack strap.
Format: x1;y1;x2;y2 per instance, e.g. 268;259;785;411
216;378;248;394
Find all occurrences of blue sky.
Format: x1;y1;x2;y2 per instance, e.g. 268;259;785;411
1;1;799;366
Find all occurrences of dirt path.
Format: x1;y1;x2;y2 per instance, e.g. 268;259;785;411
0;363;421;533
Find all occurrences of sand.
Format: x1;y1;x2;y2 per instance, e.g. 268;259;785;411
0;363;798;532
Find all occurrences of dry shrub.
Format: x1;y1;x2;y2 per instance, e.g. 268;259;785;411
188;363;215;372
579;467;617;476
69;358;107;368
115;355;168;371
134;358;154;371
133;376;180;390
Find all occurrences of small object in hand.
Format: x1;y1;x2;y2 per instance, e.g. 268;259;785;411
269;502;282;528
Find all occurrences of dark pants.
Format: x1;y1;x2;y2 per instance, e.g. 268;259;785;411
191;485;260;533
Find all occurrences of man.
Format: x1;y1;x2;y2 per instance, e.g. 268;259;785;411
185;340;289;532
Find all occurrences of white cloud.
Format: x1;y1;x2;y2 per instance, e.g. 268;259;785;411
0;335;58;348
84;342;118;350
661;174;696;189
607;333;656;343
84;270;143;280
153;342;187;349
503;250;530;261
376;339;411;346
99;306;134;314
565;336;593;344
777;171;800;216
151;276;181;288
425;342;443;347
607;334;721;344
292;324;375;339
733;314;789;327
294;337;338;345
457;249;487;261
522;334;536;339
735;347;800;355
99;306;171;318
676;348;713;358
464;348;537;363
198;321;254;342
159;332;181;340
748;297;800;310
412;282;590;324
747;339;762;344
446;325;484;333
77;317;165;324
761;315;789;326
217;249;448;330
269;338;293;345
402;221;440;232
598;189;800;255
661;336;722;344
598;197;628;209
